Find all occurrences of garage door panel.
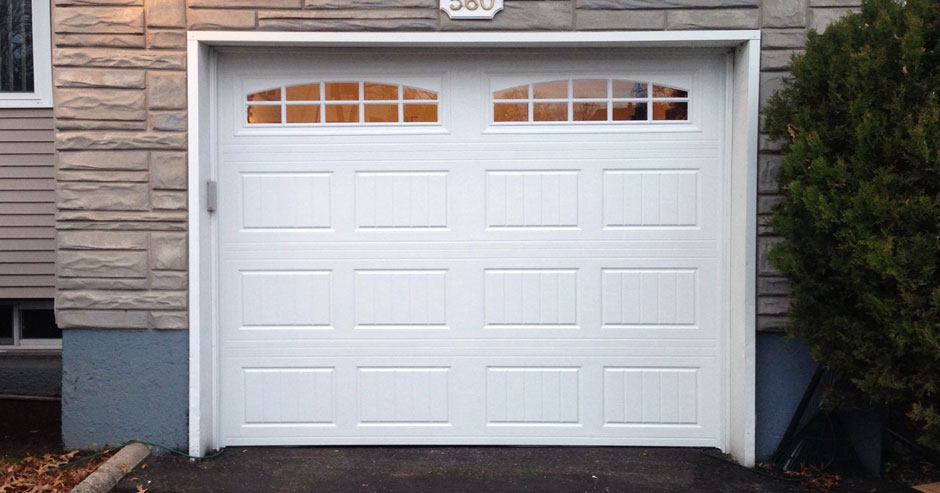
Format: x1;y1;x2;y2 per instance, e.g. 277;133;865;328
221;356;719;444
219;160;721;243
217;49;728;447
220;257;719;341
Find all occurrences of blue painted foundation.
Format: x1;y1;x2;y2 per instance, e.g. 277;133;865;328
57;328;876;469
755;332;818;461
62;329;187;451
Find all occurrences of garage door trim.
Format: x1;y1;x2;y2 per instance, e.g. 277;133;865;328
186;30;761;466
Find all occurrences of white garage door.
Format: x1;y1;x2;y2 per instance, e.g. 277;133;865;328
216;49;729;447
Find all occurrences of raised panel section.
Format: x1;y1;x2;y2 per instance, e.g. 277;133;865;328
603;170;697;227
355;171;448;229
484;269;578;328
486;170;578;228
603;368;698;425
244;368;335;424
241;271;332;328
242;172;331;229
601;269;695;327
358;368;449;424
486;367;580;424
354;270;447;328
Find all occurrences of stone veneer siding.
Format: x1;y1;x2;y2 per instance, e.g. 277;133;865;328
51;0;861;332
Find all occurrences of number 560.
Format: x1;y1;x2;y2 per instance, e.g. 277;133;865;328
449;0;496;11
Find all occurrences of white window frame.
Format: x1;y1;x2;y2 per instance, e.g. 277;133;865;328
187;30;760;466
0;300;61;350
0;0;53;108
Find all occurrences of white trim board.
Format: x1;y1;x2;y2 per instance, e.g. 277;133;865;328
187;30;759;466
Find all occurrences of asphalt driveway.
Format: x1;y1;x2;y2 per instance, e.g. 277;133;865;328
114;446;912;492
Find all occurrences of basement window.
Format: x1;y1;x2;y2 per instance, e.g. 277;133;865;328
0;0;52;107
0;301;60;349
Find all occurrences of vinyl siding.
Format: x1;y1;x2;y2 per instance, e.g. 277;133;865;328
0;108;55;299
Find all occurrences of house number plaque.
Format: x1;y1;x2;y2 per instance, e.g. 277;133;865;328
441;0;503;19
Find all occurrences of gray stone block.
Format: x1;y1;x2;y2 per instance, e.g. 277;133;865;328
147;30;187;50
758;194;783;214
54;6;144;34
761;49;801;71
151;152;187;190
758;153;783;193
151;190;188;210
57;170;150;182
191;0;300;6
56;0;143;5
576;0;757;8
151;271;188;290
758;295;791;315
59;277;150;290
758;276;791;295
58;150;149;170
57;182;150;211
259;18;438;30
146;0;186;28
761;29;807;49
148;71;187;110
58;250;149;278
808;0;859;6
56;131;186;150
54;88;146;121
665;8;758;29
58;231;148;250
54;68;146;89
56;119;148;131
54;33;145;48
305;0;435;8
54;48;186;70
257;8;437;20
757;314;788;331
575;9;664;30
149;112;187;132
57;290;187;310
188;9;256;29
151;233;187;271
762;0;806;28
150;311;188;329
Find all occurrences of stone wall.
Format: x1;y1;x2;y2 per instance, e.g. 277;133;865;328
51;0;861;332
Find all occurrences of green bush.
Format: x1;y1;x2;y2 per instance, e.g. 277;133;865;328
763;0;940;448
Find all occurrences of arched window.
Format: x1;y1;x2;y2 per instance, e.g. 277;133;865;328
492;79;688;124
246;81;439;125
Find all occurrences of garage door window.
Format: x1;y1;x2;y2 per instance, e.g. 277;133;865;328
247;82;439;125
493;79;689;124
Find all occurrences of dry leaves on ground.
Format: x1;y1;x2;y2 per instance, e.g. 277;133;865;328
0;449;112;492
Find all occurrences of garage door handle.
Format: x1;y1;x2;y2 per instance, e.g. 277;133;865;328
207;181;218;213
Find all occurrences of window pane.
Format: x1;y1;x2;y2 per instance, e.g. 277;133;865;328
0;306;12;345
247;88;281;102
653;101;688;120
0;0;34;93
364;83;398;101
573;102;607;121
533;81;567;99
403;104;437;123
20;309;59;340
365;104;398;123
325;104;359;123
494;86;528;100
403;87;437;100
247;105;281;124
572;79;607;99
533;102;567;122
286;84;319;101
324;82;359;101
613;80;648;98
613;102;647;121
652;85;689;98
493;103;528;122
286;105;320;123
